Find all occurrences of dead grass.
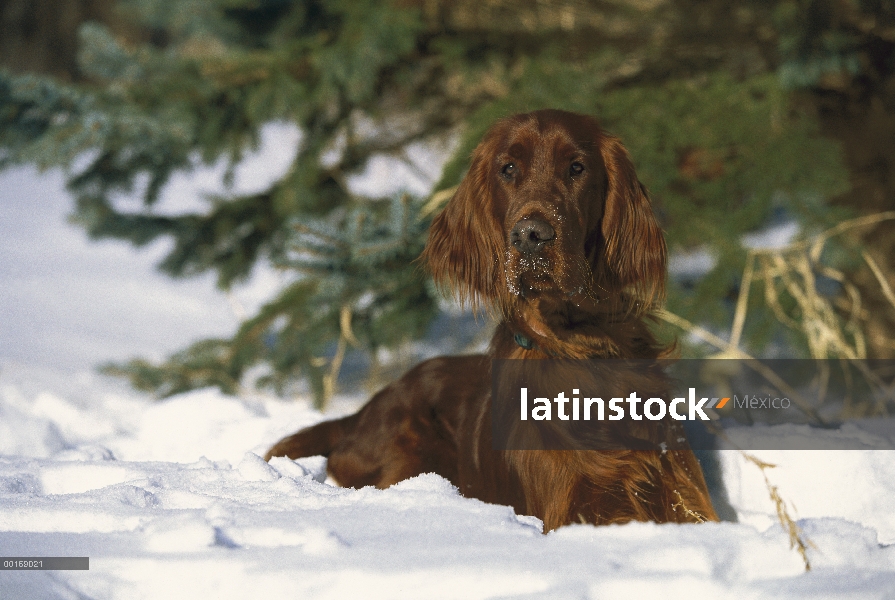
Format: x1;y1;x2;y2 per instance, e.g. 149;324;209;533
741;453;813;571
658;212;895;571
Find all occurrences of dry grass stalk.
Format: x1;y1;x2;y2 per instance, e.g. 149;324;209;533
319;304;361;407
687;418;815;571
741;453;813;572
754;210;895;362
749;213;895;412
755;250;864;360
656;310;825;422
420;185;459;217
671;489;709;523
862;250;895;314
662;211;895;416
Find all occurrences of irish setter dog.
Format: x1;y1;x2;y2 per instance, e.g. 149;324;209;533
266;109;718;530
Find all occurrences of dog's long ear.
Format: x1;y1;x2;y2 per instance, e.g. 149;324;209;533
422;137;505;309
598;133;667;308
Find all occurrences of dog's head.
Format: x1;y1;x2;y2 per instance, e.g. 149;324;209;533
423;109;666;314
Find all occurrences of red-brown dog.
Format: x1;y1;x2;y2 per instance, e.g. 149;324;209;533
266;110;718;530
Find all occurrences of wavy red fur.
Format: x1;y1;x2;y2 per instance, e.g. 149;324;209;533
266;110;718;531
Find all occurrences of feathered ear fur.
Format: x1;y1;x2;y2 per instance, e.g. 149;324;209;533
598;133;667;308
422;136;506;309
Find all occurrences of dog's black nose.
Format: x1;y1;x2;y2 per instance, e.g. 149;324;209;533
510;218;555;254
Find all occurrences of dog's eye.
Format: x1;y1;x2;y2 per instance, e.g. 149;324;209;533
501;163;517;178
569;162;585;177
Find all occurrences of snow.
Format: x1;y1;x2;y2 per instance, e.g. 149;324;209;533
720;445;895;542
741;221;800;250
2;369;895;599
668;247;718;278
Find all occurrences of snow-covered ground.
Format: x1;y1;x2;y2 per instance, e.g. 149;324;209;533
2;365;895;599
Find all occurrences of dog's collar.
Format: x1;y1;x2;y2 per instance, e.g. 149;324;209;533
513;332;558;356
514;332;535;350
